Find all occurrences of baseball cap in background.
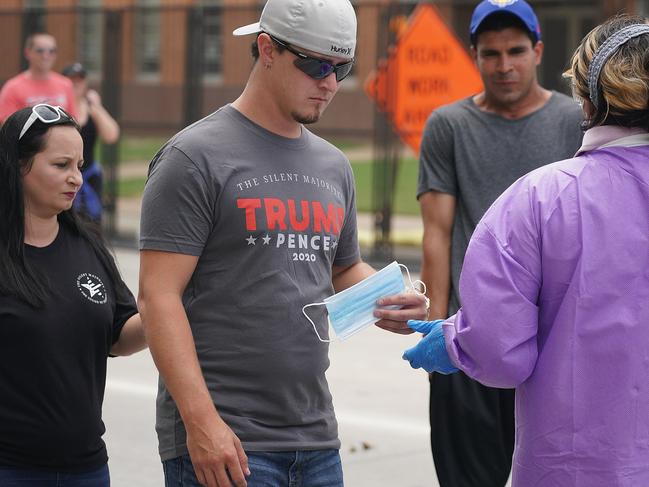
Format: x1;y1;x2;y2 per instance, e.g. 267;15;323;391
232;0;356;60
62;62;86;78
470;0;541;43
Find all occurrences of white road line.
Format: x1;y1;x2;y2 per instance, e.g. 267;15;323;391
336;411;428;436
106;379;156;397
105;379;428;436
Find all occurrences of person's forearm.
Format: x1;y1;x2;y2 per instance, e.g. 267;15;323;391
421;230;451;319
332;260;374;292
110;313;147;356
89;103;119;144
140;293;219;424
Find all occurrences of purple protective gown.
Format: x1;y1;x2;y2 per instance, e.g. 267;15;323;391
443;127;649;486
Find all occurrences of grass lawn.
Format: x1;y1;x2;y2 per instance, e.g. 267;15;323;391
117;155;420;216
350;157;419;216
116;135;365;164
118;135;169;163
116;135;420;215
117;177;147;198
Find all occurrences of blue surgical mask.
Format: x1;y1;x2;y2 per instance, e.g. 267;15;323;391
302;261;425;342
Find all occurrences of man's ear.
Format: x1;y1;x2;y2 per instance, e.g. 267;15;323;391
257;33;276;67
533;40;544;66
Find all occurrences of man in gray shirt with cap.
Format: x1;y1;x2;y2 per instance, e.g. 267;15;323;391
417;1;583;486
138;0;428;486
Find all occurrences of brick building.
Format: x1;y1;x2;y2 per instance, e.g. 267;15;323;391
0;0;643;136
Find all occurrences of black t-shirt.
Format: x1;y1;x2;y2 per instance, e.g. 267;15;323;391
80;115;98;173
0;223;137;472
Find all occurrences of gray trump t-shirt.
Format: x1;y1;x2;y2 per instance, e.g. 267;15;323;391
417;92;583;314
140;105;360;459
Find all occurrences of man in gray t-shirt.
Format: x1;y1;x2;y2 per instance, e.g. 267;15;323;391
416;2;583;487
138;0;428;486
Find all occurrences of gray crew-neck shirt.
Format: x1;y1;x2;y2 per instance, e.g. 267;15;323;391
140;105;360;459
417;92;583;314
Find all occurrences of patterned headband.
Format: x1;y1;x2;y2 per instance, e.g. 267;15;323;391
588;23;649;109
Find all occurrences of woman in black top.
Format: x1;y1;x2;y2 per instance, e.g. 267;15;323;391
0;105;146;486
62;62;120;224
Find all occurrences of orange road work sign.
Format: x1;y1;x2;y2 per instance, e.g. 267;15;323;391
365;4;484;154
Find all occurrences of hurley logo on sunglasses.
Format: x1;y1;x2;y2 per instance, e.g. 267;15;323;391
331;45;353;56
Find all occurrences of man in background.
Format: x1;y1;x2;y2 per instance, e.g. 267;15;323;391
417;1;583;485
0;32;76;122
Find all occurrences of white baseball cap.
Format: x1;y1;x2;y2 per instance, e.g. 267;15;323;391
233;0;357;60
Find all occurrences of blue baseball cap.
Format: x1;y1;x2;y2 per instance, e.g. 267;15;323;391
470;0;541;44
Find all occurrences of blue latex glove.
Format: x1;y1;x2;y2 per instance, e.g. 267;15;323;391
402;319;459;374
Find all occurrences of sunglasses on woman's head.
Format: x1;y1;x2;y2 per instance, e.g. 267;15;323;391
269;35;354;83
19;104;71;140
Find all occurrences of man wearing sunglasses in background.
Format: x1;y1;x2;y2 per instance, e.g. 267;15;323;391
138;0;427;486
0;32;76;123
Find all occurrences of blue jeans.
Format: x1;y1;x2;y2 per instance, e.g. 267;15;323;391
163;450;343;487
0;464;110;486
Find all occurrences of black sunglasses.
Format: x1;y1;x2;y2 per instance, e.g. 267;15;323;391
270;35;354;83
34;47;57;55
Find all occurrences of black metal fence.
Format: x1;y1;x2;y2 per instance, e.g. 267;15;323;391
0;1;602;250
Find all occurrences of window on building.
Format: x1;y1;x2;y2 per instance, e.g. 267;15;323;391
22;0;46;37
23;0;44;9
536;5;596;93
77;0;103;74
202;5;222;77
346;4;362;81
21;0;46;71
637;0;649;16
136;0;160;76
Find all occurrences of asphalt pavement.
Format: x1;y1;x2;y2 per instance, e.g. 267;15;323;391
103;247;439;487
103;180;513;486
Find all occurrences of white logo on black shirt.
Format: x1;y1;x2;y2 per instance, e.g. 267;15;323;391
76;273;107;304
